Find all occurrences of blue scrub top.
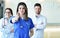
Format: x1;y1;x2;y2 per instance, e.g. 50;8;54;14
10;17;34;38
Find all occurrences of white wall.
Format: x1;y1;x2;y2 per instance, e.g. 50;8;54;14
4;0;60;23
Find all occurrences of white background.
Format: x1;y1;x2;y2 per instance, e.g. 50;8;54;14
4;0;60;23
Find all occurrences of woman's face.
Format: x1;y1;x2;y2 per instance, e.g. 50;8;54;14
5;9;12;18
18;5;25;16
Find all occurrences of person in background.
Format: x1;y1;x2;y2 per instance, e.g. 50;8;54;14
0;8;14;38
31;3;47;38
10;2;34;38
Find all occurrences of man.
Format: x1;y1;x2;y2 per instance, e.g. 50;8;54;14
32;3;47;38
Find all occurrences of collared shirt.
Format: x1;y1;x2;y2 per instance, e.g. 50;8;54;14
31;15;47;38
33;15;47;30
10;17;34;38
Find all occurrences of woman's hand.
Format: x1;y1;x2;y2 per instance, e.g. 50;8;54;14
12;13;20;23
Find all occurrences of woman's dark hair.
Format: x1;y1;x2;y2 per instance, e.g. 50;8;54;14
5;8;13;16
34;3;41;8
16;2;28;19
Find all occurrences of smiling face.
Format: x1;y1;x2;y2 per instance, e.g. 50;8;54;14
5;9;12;18
16;2;28;19
18;5;25;16
34;6;41;15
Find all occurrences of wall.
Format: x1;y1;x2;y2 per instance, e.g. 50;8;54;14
4;0;60;23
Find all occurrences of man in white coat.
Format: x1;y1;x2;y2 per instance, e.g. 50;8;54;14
31;3;47;38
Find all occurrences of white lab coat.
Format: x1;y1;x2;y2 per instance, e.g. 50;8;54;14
0;16;14;38
31;15;47;38
0;18;4;38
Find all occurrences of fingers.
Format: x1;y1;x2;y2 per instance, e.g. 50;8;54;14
12;13;20;23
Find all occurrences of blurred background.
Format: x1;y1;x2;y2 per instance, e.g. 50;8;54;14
0;0;60;38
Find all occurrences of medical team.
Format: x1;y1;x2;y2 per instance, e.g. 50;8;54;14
0;2;47;38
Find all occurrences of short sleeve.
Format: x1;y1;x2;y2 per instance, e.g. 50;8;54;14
29;18;34;30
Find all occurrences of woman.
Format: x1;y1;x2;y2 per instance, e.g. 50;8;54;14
0;8;14;38
10;2;34;38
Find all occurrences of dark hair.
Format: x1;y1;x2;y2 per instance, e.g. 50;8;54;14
5;8;13;15
16;2;28;19
34;3;41;8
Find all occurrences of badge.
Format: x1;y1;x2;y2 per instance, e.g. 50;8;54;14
20;25;23;28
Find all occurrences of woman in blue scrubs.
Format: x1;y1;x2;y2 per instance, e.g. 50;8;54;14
10;2;34;38
0;8;14;38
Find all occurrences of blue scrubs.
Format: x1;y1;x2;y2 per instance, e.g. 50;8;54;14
10;17;34;38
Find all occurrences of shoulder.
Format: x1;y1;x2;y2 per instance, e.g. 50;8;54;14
28;17;34;23
40;15;47;19
28;17;32;21
0;18;4;21
0;18;4;24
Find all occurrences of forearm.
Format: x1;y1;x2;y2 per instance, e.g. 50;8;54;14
35;19;47;29
30;29;34;37
10;17;18;24
36;24;46;29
